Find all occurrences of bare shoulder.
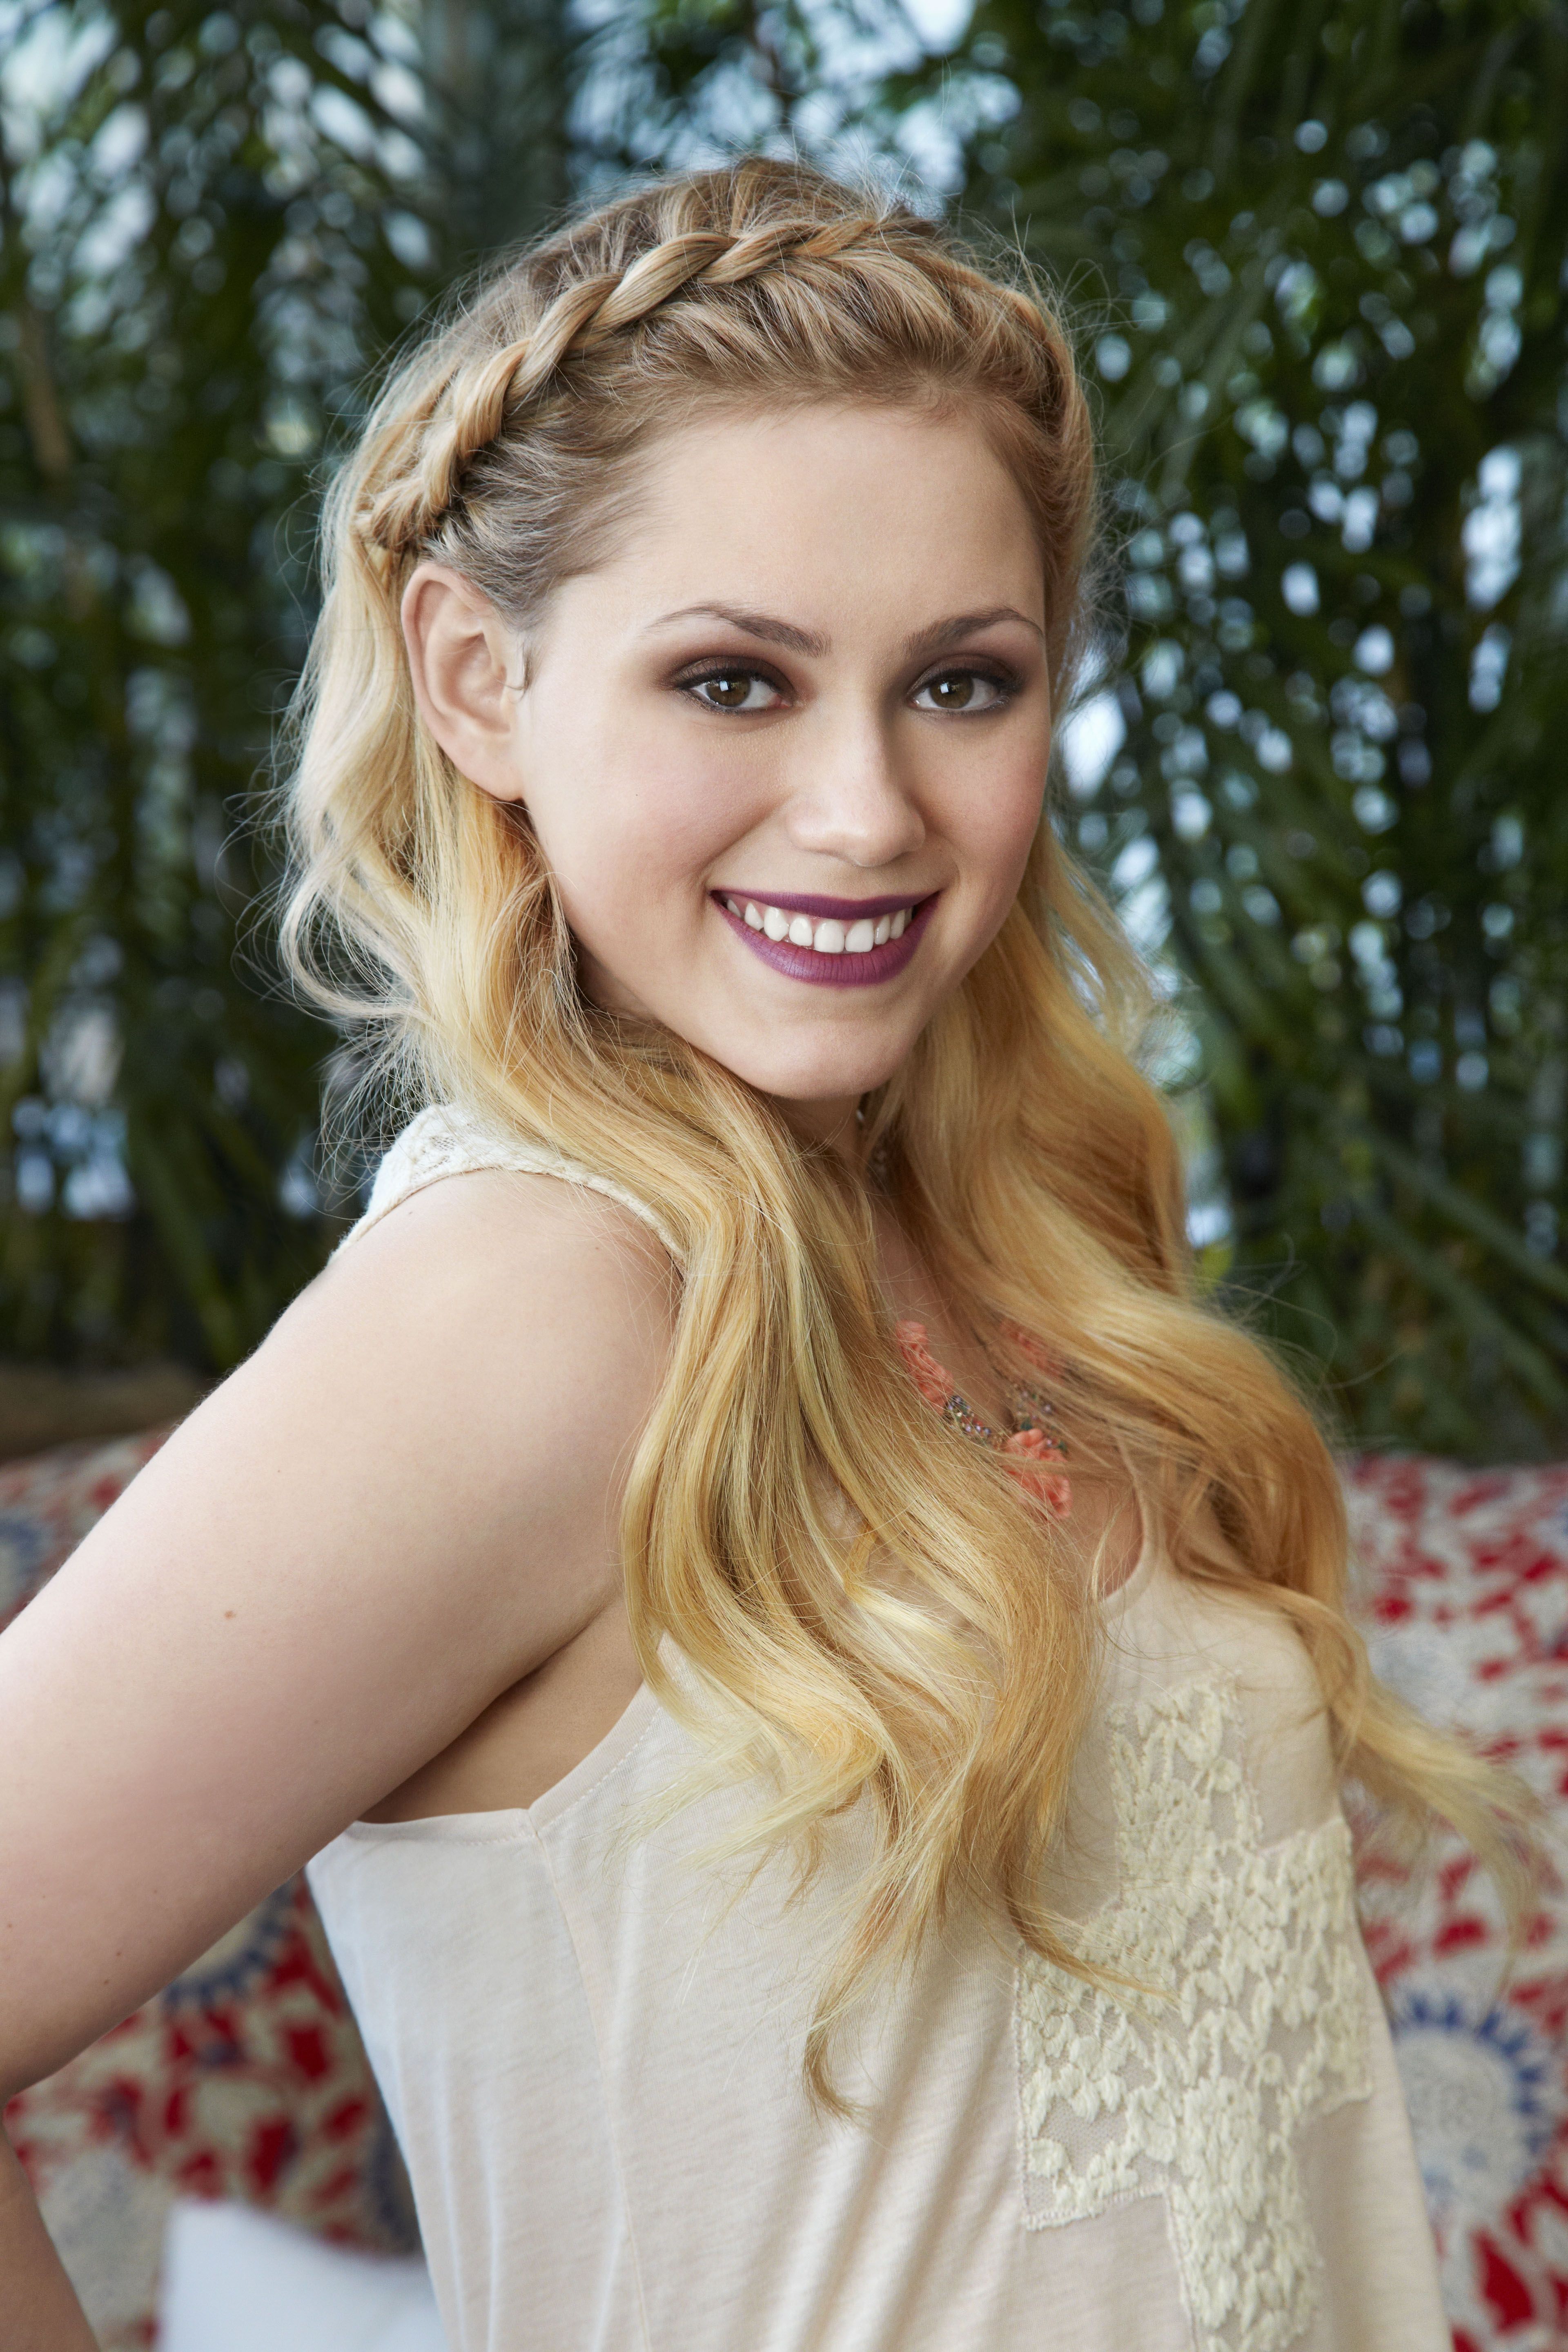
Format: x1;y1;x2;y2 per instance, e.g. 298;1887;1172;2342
299;1159;677;1435
0;1163;675;2096
167;1156;681;1629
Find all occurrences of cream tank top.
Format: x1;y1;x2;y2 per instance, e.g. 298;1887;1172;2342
306;1107;1448;2352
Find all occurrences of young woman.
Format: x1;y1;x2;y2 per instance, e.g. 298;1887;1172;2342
2;159;1523;2352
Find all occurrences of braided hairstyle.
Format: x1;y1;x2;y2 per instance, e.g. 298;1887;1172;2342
341;158;1093;682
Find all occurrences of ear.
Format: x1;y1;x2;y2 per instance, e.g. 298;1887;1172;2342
401;563;527;804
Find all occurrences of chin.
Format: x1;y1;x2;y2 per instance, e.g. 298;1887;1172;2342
728;1037;913;1107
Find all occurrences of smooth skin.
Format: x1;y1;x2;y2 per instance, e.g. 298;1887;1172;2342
0;403;1133;2344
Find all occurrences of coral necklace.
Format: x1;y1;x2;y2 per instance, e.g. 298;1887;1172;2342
894;1319;1072;1518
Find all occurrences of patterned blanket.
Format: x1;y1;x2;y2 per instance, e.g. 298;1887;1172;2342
3;1434;1566;2349
1346;1457;1568;2350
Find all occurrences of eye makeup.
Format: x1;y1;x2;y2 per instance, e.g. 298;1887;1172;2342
669;655;1024;716
672;662;791;713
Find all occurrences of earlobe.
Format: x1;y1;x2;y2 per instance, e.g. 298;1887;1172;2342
401;561;528;804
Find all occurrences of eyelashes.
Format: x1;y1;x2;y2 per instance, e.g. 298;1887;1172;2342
672;660;1023;716
677;666;788;714
910;670;1015;715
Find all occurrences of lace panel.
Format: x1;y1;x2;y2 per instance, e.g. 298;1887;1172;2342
341;1105;681;1260
1017;1674;1371;2352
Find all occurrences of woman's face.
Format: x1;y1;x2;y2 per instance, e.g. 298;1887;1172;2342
404;402;1053;1146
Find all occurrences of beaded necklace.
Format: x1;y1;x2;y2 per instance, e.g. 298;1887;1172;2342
894;1319;1073;1518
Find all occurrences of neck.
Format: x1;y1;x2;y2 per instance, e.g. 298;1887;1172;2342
772;1091;866;1165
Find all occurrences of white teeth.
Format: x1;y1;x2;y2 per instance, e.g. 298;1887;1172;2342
728;898;919;954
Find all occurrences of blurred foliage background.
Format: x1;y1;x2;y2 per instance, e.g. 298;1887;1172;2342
1;0;1564;1456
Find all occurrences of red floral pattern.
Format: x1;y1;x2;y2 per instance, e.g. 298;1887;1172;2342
1345;1456;1568;2350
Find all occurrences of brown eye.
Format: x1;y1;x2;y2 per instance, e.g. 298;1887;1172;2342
684;669;781;713
914;670;1011;715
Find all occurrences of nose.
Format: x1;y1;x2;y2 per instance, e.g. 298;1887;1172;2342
782;709;927;871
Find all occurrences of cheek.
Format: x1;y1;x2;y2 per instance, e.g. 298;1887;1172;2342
946;742;1049;906
526;704;771;942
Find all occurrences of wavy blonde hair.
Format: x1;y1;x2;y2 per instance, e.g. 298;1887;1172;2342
281;158;1533;2102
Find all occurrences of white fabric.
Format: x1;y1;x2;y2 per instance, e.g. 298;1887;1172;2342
307;1107;1449;2352
345;1102;683;1261
157;2198;447;2352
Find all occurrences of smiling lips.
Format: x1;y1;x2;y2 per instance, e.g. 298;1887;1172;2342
712;889;936;988
724;894;911;954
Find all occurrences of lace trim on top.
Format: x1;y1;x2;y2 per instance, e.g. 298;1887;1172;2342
339;1104;683;1261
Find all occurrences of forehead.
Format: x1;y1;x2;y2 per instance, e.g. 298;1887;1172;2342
583;401;1045;628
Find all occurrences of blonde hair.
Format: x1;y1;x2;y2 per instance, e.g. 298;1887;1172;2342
281;158;1534;2102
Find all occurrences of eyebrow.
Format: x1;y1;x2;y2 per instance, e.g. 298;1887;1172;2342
903;607;1045;662
644;603;1044;661
645;604;828;656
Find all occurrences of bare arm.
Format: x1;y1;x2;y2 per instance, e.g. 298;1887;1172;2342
0;2134;98;2351
0;1168;673;2332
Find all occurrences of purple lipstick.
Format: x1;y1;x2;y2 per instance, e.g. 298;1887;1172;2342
711;889;938;988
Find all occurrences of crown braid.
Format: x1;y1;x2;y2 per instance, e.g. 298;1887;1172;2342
329;159;1093;700
355;213;901;559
